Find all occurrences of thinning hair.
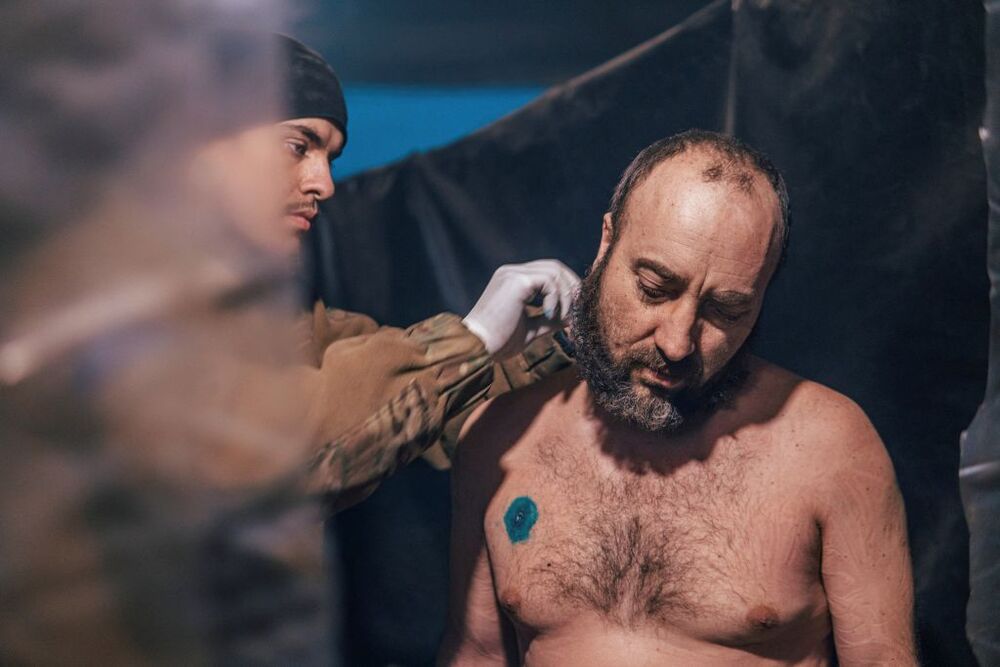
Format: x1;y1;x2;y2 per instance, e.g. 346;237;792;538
607;129;791;267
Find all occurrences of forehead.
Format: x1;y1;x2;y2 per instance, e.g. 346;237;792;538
618;151;780;287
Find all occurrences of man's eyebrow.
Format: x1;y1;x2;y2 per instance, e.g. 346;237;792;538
634;258;685;284
286;123;325;148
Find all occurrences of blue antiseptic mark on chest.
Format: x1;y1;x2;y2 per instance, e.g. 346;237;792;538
504;496;539;544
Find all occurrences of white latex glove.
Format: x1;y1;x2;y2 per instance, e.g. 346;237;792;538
462;259;580;359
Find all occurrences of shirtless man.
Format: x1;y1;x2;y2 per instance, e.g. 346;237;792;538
439;130;917;666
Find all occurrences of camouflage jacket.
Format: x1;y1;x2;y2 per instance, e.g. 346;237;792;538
299;302;574;509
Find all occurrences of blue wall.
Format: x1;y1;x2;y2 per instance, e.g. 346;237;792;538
334;85;544;177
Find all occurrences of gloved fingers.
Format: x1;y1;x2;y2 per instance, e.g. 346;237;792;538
538;263;579;323
466;260;580;356
558;266;580;322
542;265;580;321
493;264;548;303
541;286;561;320
498;261;569;309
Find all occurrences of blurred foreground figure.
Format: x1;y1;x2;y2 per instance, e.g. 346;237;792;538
442;132;917;666
0;1;321;663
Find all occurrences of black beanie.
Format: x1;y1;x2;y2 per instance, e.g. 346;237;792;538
277;34;348;146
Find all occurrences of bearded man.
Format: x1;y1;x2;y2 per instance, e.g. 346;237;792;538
439;130;917;666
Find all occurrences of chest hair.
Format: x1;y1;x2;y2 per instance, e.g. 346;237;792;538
523;435;758;628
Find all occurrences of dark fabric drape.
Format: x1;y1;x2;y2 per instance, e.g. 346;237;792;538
307;1;987;664
961;2;1000;665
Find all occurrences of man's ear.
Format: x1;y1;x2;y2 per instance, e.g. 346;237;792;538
593;212;615;269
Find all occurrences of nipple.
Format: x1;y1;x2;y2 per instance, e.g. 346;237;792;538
746;604;780;630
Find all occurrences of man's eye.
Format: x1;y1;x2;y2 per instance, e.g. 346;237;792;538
286;141;307;157
638;281;667;300
706;304;745;325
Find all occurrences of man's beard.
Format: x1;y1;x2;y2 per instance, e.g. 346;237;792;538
569;254;750;433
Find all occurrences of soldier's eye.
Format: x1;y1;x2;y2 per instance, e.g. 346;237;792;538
285;140;307;157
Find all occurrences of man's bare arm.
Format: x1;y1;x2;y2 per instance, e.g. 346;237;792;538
817;398;918;665
438;400;516;666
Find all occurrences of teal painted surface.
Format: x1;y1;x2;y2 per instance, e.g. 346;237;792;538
503;496;538;544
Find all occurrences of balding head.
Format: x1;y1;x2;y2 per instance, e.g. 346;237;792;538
607;130;789;276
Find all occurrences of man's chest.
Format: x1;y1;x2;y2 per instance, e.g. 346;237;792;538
483;434;828;645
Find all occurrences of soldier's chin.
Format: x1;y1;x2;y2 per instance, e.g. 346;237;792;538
250;227;302;259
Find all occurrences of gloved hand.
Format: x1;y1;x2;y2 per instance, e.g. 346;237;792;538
462;259;580;359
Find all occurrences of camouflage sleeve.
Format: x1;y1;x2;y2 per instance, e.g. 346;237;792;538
297;301;380;366
302;310;491;505
300;305;574;510
436;330;575;462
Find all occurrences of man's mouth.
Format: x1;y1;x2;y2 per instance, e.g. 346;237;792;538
638;366;687;391
285;208;316;232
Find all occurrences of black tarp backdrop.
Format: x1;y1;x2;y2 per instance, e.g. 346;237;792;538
306;1;988;664
962;1;1000;665
297;0;710;85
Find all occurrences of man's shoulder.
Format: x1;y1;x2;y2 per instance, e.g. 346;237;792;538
749;360;904;530
747;356;885;459
747;357;896;496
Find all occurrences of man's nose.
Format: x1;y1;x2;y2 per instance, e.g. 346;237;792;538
652;301;697;362
302;159;335;201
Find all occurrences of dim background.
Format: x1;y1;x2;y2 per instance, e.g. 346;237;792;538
296;2;988;665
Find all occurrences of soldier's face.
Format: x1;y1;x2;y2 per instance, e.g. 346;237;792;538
193;117;343;257
274;117;343;243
